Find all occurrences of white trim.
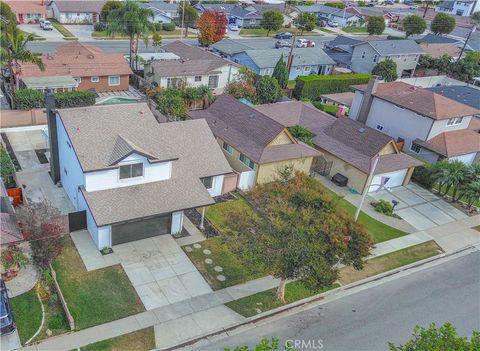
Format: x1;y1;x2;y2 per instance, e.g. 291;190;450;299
108;75;121;86
91;76;99;83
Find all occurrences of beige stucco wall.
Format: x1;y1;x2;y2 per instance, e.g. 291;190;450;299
322;151;368;193
379;142;397;155
256;157;313;184
269;131;293;146
428;115;473;139
216;137;254;173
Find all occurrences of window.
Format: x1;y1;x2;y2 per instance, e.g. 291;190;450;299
73;77;81;83
108;75;120;86
361;51;366;59
222;142;233;155
249;19;256;25
410;143;421;154
119;163;143;179
376;124;384;131
303;66;311;72
239;153;255;169
447;117;463;126
91;76;99;83
373;54;378;63
208;75;219;89
194;76;202;82
201;176;213;189
167;77;184;89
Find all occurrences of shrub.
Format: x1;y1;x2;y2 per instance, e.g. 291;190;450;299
0;146;15;180
154;22;163;31
94;21;107;31
54;91;96;108
14;88;44;110
412;165;435;189
373;199;394;216
294;74;372;100
162;22;176;31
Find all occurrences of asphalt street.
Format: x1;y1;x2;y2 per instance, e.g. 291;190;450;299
196;250;480;351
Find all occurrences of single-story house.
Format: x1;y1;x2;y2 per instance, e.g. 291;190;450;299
436;0;480;17
320;92;355;113
49;0;104;24
294;5;363;27
229;4;262;27
188;95;321;190
140;1;179;23
20;41;132;93
255;100;423;193
51;101;231;249
144;41;239;92
419;43;463;60
4;0;47;23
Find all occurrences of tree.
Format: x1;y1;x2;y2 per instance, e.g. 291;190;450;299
255;76;280;104
152;32;162;50
107;1;154;69
443;160;469;200
155;88;187;120
261;11;283;36
453;52;480;82
367;16;386;35
224;172;372;302
470;11;480;25
287;125;314;146
461;180;480;209
0;1;16;30
294;12;317;34
225;66;257;102
272;55;288;89
372;59;398;82
178;3;198;38
100;0;122;22
389;322;480;351
402;15;427;38
198;10;227;46
430;13;455;35
16;202;66;269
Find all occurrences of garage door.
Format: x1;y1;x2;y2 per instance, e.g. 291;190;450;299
111;214;171;245
369;169;408;193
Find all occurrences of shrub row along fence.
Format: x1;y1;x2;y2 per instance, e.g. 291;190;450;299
14;89;96;110
294;74;372;101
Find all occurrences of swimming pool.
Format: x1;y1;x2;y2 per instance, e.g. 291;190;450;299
100;97;141;104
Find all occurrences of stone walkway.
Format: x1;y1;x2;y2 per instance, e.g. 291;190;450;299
5;242;39;297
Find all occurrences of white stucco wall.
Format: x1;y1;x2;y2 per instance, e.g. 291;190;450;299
349;90;364;120
171;211;184;234
207;174;224;197
449;152;477;165
428;116;473;139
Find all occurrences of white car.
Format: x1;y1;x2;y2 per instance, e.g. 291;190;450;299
228;24;239;31
40;20;53;30
296;38;315;48
328;21;339;27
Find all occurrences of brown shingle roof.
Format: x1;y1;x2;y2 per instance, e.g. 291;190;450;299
352;81;480;120
52;0;105;13
20;41;132;78
419;43;462;59
415;130;480;157
4;0;46;15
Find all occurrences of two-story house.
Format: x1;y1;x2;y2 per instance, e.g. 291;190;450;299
293;5;363;27
350;80;480;165
47;99;231;249
188;95;321;190
351;40;425;78
436;0;480;16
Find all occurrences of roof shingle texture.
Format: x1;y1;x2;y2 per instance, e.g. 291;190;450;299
415;129;480;158
53;0;104;13
354;39;424;55
243;47;335;69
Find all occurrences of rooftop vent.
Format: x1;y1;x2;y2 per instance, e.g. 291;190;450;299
87;54;95;59
358;128;365;133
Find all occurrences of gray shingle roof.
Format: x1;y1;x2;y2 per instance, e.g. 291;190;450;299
211;39;268;56
354;39;425;55
428;85;480;110
244;47;335;69
53;0;104;13
419;33;462;45
140;1;180;12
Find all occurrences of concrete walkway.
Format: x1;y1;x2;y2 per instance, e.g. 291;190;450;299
426;214;480;252
175;216;206;246
5;242;40;297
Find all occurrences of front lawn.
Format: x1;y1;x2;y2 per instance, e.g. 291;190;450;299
52;238;144;330
48;19;76;38
226;282;339;317
342;26;369;33
205;196;257;232
11;289;42;345
92;29;183;38
339;241;442;285
80;327;155;351
239;27;318;37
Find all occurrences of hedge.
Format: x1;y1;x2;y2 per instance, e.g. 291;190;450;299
294;74;372;100
14;89;96;110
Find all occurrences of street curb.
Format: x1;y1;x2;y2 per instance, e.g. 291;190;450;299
158;244;477;350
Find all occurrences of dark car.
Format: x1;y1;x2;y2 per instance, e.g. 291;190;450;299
275;32;293;39
385;0;394;4
366;3;375;7
0;280;15;336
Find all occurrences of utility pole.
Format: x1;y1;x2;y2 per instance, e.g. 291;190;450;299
422;1;429;19
181;0;186;40
354;155;379;222
287;26;299;74
456;26;476;64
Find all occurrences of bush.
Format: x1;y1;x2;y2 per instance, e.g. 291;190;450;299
412;165;435;189
93;21;107;31
162;22;176;31
14;88;44;110
0;146;15;180
54;91;96;108
373;199;394;216
153;22;163;31
294;74;372;100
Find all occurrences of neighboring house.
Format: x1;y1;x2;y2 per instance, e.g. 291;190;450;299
418;33;463;46
320;91;355;113
0;182;23;247
419;43;463;60
324;35;381;68
436;0;480;16
229;4;262;27
4;0;46;23
210;39;273;60
144;41;239;93
188;95;321;190
140;1;179;23
49;0;104;24
50;102;231;249
350;80;480;165
20;41;132;93
255;100;422;193
294;5;363;27
350;40;424;78
427;85;480;110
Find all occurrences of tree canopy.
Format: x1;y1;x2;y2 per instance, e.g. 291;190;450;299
287;125;314;146
430;13;455;35
402;15;427;37
178;3;198;37
294;12;317;33
367;16;386;35
372;59;398;82
100;0;123;21
261;11;283;36
255;76;281;104
154;88;187;120
198;10;227;46
272;55;289;89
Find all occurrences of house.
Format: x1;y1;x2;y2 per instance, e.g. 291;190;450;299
188;95;321;190
436;0;480;16
293;5;363;27
350;40;424;78
229;4;262;27
20;42;131;93
143;41;239;92
427;85;480;110
349;80;480;165
140;1;179;23
49;101;231;249
324;35;382;68
320;92;355;113
419;43;463;60
255;100;422;193
4;0;46;23
49;0;104;24
418;33;463;46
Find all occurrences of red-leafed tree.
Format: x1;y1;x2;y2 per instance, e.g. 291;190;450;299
198;10;227;47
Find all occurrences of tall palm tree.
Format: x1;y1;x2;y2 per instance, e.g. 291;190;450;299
460;180;480;209
430;160;450;194
443;160;468;200
106;1;153;70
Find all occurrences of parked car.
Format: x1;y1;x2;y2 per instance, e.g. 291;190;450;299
228;24;239;31
40;20;53;30
0;280;16;336
317;19;327;27
366;2;375;7
409;5;417;10
296;38;315;48
385;0;394;4
328;21;339;27
275;40;292;48
275;32;293;39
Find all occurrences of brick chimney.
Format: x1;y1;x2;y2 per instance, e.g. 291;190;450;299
45;90;60;184
357;77;379;124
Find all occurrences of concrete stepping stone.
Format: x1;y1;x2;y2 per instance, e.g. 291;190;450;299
193;243;202;249
216;275;226;281
205;258;213;264
214;266;223;272
203;249;211;255
184;246;193;252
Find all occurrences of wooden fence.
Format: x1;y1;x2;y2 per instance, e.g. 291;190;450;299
49;264;75;331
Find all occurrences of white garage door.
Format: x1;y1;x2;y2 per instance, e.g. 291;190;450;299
369;169;408;193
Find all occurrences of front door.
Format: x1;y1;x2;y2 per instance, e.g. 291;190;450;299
18;14;24;23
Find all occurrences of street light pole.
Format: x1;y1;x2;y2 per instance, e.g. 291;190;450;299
456;26;476;64
354;155;379;222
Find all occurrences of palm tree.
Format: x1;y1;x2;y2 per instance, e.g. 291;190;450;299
460;180;480;209
430;160;450;194
106;0;154;70
443;160;468;200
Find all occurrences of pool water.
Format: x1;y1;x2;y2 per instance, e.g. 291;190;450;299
102;97;140;104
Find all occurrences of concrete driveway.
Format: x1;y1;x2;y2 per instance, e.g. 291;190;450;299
63;25;94;41
370;183;468;231
19;24;63;41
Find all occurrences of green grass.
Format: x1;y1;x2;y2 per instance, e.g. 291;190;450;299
52;238;144;330
226;282;339;317
20;30;46;41
48;19;76;38
239;27;318;37
205;196;258;232
342;26;369;33
80;327;155;351
316;27;335;33
11;289;42;345
339;241;442;285
92;29;183;38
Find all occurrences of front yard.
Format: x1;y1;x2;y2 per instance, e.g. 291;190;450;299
51;237;144;330
342;26;369;34
80;327;155;351
11;289;42;344
239;27;318;37
48;19;76;38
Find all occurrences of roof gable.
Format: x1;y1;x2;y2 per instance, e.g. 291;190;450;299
108;136;158;166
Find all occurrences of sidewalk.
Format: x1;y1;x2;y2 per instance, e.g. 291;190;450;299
426;214;480;252
371;231;434;258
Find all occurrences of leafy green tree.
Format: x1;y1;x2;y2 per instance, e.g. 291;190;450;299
0;146;14;181
325;2;345;9
261;11;283;36
294;12;317;33
470;11;480;25
287;125;314;146
430;13;455;35
402;15;427;38
389;322;480;351
178;3;198;38
226;66;257;102
372;59;398;82
272;55;288;89
155;88;187;120
453;52;480;82
367;16;386;35
152;32;162;49
255;76;281;104
100;0;122;22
